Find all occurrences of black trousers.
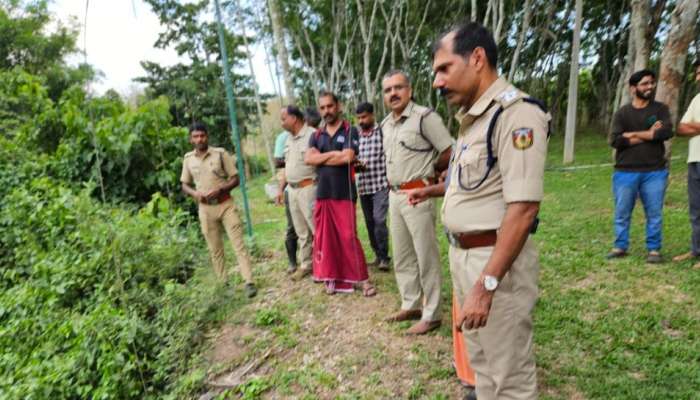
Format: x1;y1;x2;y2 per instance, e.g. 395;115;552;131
688;163;700;255
359;188;390;262
284;190;299;266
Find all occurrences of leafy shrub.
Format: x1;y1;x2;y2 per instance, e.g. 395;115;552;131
0;178;224;399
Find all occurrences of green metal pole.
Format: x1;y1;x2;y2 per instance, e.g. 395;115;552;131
213;0;253;237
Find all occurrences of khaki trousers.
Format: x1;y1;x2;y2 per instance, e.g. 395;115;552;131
198;199;253;283
449;239;539;400
389;191;442;322
288;184;316;271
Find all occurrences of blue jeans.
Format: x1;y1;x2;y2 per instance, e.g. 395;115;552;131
612;169;668;251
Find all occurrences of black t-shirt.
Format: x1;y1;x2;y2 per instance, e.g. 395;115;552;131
610;101;673;172
309;122;360;200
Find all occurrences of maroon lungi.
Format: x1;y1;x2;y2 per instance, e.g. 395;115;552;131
312;199;368;293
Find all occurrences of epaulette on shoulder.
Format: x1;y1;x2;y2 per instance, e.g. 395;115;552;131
184;150;195;158
380;114;392;127
495;87;524;109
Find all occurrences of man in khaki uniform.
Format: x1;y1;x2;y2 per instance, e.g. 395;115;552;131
181;122;257;298
381;69;453;335
409;22;549;399
277;105;317;280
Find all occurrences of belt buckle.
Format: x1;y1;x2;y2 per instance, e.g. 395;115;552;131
207;197;220;205
445;229;459;247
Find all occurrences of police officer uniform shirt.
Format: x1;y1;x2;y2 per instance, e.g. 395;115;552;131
382;101;453;185
284;124;317;184
443;77;549;233
180;146;238;193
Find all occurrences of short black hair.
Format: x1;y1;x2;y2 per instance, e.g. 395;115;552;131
285;105;304;121
433;21;498;69
694;60;700;69
355;102;374;114
318;90;340;104
304;107;321;128
629;69;656;86
189;121;207;134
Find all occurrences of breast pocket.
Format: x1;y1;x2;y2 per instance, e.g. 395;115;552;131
457;148;488;190
209;161;226;179
398;128;432;154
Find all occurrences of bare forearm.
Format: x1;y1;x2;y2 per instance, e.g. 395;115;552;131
678;122;700;136
624;130;653;140
182;183;198;199
482;202;539;280
219;176;239;192
305;151;332;165
435;148;452;172
323;151;354;166
422;183;446;198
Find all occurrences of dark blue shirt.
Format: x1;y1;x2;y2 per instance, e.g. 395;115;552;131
309;121;360;201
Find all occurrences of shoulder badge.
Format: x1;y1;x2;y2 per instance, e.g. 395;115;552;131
497;88;522;108
512;127;534;150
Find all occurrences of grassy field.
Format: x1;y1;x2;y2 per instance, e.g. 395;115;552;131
198;131;699;399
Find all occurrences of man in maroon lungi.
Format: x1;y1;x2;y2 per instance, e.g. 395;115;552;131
304;91;376;296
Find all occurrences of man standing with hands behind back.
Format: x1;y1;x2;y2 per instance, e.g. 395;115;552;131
181;122;257;298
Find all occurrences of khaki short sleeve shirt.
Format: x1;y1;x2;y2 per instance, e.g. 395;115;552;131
381;101;453;186
284;124;317;183
180;146;238;193
442;78;549;233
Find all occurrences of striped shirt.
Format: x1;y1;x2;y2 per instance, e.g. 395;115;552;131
357;124;388;195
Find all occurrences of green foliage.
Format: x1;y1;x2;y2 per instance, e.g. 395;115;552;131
0;178;223;399
139;0;259;147
254;307;287;327
238;377;273;399
52;88;190;203
0;1;93;100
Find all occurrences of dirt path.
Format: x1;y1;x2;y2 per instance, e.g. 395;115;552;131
201;260;466;399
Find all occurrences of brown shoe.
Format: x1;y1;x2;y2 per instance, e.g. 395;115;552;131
672;251;697;262
291;267;311;281
406;320;441;335
385;309;422;322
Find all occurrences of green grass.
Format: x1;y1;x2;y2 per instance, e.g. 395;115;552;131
225;131;699;399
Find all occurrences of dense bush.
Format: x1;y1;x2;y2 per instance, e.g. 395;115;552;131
0;178;225;399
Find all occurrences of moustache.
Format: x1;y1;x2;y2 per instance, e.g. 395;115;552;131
438;88;451;98
390;96;400;102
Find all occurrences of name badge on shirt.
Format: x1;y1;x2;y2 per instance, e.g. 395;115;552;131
337;135;346;144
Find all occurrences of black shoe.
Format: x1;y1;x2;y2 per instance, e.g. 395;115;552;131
245;283;257;298
646;251;663;264
367;259;379;267
378;259;391;271
287;264;298;275
464;387;477;400
606;248;627;259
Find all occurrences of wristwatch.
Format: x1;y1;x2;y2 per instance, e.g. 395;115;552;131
482;275;499;292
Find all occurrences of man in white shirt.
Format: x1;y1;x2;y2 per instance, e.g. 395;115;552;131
673;60;700;267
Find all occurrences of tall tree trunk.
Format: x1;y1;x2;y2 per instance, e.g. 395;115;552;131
508;0;532;82
657;0;700;161
267;0;295;103
563;0;582;164
235;1;276;176
631;0;650;70
656;0;700;123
